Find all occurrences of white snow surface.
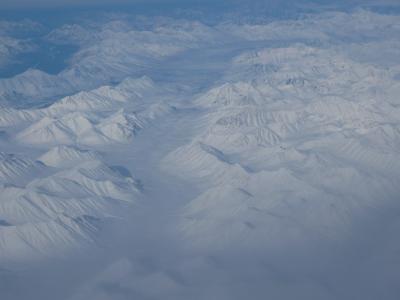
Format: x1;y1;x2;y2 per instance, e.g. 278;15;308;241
0;7;400;300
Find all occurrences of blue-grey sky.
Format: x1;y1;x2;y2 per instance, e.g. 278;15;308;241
1;0;227;9
1;0;399;10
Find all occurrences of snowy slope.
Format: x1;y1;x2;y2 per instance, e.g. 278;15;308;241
0;20;223;105
0;7;400;300
0;75;172;262
164;43;400;250
0;62;180;262
39;145;102;168
0;155;140;262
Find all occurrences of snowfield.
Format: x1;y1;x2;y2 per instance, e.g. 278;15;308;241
0;4;400;300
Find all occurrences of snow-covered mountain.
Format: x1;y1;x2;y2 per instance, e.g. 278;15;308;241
0;20;224;106
0;5;400;300
0;73;176;263
163;43;400;251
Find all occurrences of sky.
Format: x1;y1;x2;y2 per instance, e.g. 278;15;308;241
1;0;228;9
1;0;399;12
